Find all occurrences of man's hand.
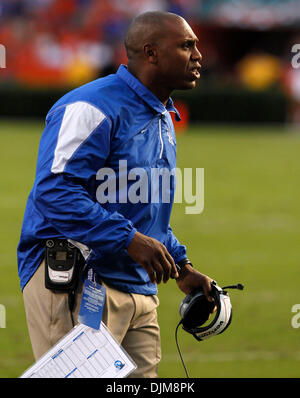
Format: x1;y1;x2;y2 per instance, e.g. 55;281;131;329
176;263;215;304
127;231;179;284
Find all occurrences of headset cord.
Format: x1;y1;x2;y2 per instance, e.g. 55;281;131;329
175;320;190;378
68;290;76;327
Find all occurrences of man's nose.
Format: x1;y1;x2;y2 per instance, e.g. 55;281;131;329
192;46;202;62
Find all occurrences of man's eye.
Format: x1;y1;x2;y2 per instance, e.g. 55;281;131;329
182;41;193;49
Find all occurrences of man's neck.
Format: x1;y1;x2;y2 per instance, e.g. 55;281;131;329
127;64;171;106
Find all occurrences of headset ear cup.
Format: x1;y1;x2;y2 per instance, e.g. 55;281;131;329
181;290;216;330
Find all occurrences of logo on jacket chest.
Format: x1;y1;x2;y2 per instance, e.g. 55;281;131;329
166;126;175;146
139;126;174;146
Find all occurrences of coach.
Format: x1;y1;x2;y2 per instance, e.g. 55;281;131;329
17;11;215;377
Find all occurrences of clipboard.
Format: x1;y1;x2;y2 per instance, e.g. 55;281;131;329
20;322;137;378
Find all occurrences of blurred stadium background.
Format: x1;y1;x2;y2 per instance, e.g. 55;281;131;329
0;0;300;378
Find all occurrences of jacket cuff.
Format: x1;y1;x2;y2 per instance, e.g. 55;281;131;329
124;227;137;249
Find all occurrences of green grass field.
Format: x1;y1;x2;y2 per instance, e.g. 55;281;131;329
0;120;300;378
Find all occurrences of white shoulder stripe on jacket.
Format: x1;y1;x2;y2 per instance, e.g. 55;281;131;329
51;101;106;174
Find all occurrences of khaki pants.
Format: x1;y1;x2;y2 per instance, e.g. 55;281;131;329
23;261;161;378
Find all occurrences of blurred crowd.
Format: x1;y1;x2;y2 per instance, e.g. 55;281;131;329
0;0;299;124
194;0;300;29
0;0;196;87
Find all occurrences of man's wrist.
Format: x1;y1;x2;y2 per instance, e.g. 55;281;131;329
175;258;193;273
175;261;194;282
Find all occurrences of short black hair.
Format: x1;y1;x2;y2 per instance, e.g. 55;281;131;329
124;11;182;60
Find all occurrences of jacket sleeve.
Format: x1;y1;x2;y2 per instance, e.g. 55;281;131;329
33;101;136;262
164;225;187;263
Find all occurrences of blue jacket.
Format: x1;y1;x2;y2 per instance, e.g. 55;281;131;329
17;65;187;295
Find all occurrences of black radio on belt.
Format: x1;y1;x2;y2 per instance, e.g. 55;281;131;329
45;239;85;292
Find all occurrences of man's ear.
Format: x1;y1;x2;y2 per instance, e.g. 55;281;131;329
144;44;158;64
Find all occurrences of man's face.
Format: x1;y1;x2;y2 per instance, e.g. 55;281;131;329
156;18;202;91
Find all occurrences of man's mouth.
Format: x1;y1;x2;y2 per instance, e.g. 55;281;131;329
189;65;201;80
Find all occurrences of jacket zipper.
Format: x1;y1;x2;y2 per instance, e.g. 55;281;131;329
158;115;163;159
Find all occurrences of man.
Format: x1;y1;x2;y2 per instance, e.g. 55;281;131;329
17;11;215;378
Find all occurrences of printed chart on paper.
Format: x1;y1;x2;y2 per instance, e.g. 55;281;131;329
20;322;136;378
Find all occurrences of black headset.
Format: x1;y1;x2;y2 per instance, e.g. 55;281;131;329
175;281;244;377
179;282;244;341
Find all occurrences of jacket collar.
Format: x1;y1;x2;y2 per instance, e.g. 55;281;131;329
116;64;181;121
